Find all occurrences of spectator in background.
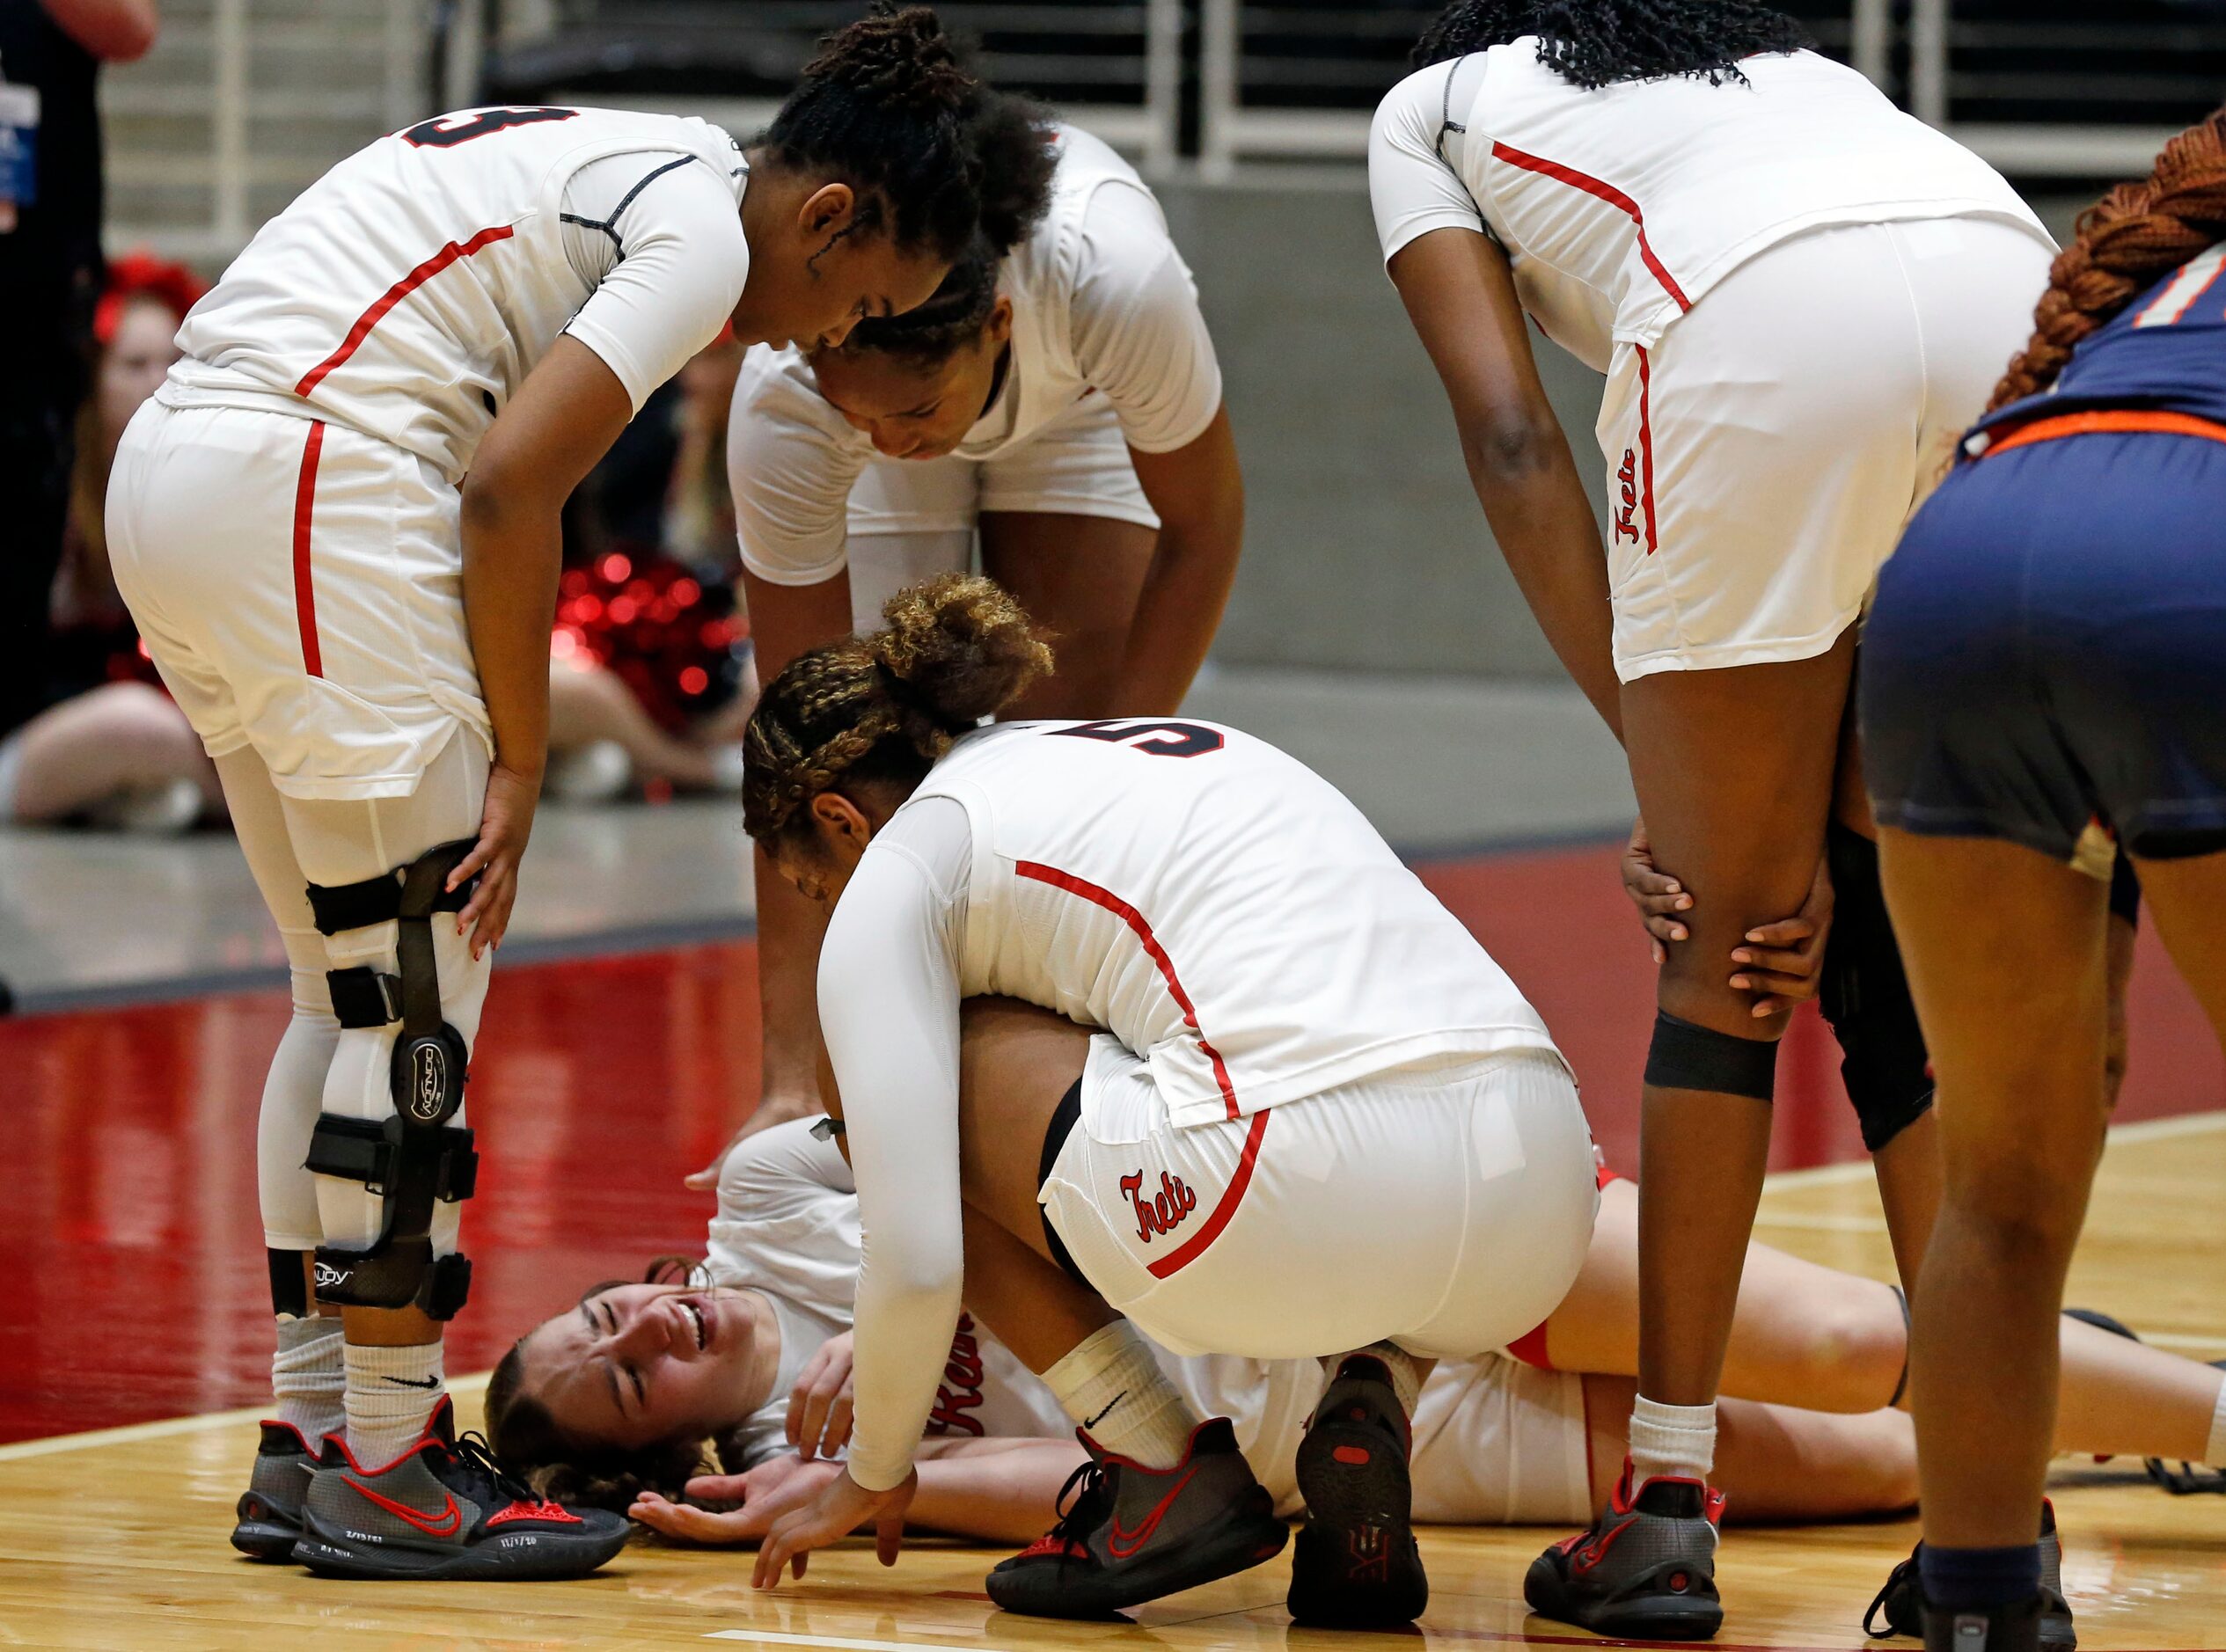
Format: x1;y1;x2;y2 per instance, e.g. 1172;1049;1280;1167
0;0;157;738
545;332;758;801
0;248;219;830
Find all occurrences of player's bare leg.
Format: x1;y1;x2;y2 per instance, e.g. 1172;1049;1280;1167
953;997;1287;1618
1527;636;1851;1641
1881;828;2108;1647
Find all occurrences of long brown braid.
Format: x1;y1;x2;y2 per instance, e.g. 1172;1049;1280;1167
1987;112;2226;413
742;574;1053;844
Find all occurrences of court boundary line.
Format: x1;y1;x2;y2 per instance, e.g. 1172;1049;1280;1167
1760;1107;2225;1192
1;829;1635;1018
0;1372;489;1463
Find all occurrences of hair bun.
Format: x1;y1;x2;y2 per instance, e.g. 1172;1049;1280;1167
872;574;1053;728
802;4;976;121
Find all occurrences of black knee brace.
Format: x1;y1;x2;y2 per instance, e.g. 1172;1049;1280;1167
303;840;480;1320
1820;821;1935;1153
1644;1009;1779;1101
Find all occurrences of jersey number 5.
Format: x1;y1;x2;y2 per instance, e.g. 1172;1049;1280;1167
401;107;579;149
1049;720;1225;758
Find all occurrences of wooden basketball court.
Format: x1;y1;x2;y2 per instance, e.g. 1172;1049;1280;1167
4;1115;2217;1650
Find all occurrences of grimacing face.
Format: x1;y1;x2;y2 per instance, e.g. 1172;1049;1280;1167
513;1283;773;1451
807;319;1006;461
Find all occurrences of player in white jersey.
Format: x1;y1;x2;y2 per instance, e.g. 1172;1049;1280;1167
103;4;1058;1583
714;122;1241;1166
1369;2;2058;1634
715;574;1599;1624
480;1117;2226;1621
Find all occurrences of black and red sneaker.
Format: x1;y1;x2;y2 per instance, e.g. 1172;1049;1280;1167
985;1417;1288;1618
294;1397;627;1581
1524;1458;1724;1640
1287;1354;1428;1627
231;1420;317;1560
1864;1501;2075;1648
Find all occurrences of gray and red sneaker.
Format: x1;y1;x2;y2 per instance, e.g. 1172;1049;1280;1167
231;1420;317;1561
1864;1501;2075;1648
1287;1354;1428;1627
1524;1458;1725;1640
294;1397;628;1581
985;1417;1288;1618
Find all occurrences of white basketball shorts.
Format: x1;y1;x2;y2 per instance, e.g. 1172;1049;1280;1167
1041;1040;1600;1363
107;401;491;800
1598;214;2054;682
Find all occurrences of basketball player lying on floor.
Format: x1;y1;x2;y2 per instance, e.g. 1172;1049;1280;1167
487;1117;2226;1570
507;574;2222;1628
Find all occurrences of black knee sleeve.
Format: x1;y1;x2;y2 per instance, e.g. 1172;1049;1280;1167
1644;1010;1779;1101
2108;849;2142;927
268;1248;310;1319
1820;821;1935;1153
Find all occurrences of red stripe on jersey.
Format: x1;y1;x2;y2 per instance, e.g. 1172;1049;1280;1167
1635;344;1659;554
1013;860;1240;1121
2134;245;2226;328
1145;1107;1270;1280
292;420;327;677
295;223;517;396
1487;142;1692;312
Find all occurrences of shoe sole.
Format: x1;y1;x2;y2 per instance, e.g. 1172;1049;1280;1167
295;1517;628;1582
986;1505;1288;1618
230;1517;300;1561
1524;1552;1723;1641
1288;1399;1427;1627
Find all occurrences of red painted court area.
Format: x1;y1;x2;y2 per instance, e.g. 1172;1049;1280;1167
2;840;2218;1445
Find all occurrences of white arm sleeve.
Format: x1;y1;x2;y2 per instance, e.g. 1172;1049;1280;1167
1369;63;1488;267
728;345;873;586
1068;183;1224;455
559;151;751;412
816;796;975;1491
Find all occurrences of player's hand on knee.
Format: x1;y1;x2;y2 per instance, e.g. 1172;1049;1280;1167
1622;815;1694;963
751;1467;916;1588
451;759;543;959
1730;855;1835;1018
788;1332;856;1458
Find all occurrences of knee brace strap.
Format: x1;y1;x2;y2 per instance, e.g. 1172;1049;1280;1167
1644;1010;1778;1101
306;1112;479;1319
1820;822;1936;1153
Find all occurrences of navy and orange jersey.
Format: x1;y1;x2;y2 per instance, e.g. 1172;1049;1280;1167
1975;243;2226;439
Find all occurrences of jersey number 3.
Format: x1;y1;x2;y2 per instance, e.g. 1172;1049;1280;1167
1050;720;1224;758
401;107;579;148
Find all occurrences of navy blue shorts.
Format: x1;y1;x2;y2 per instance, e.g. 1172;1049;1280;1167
1863;428;2226;870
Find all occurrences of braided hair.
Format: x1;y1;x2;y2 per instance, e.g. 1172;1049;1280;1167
764;4;1058;266
1985;113;2226;413
834;235;1004;366
1413;0;1810;87
743;574;1053;844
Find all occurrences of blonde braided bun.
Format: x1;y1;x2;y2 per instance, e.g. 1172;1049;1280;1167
742;574;1052;843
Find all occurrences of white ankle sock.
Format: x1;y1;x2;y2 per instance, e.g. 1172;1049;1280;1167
344;1341;444;1468
273;1315;346;1444
1629;1394;1717;1484
2206;1375;2226;1467
1043;1320;1202;1471
1333;1341;1423;1419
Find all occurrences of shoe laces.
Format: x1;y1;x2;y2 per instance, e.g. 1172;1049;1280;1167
1042;1458;1114;1553
449;1429;538;1509
1864;1549;1921;1638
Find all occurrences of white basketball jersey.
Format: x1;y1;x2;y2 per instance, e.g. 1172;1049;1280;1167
906;720;1563;1129
165;106;746;480
1376;45;2047;369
